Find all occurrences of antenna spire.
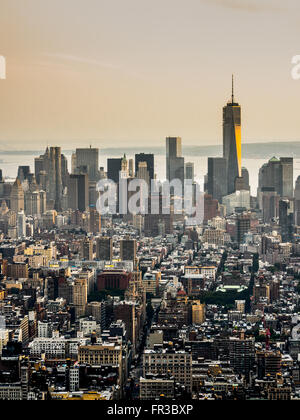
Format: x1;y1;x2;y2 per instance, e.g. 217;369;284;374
232;74;234;104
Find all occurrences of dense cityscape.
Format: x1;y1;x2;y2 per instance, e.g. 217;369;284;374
0;83;299;402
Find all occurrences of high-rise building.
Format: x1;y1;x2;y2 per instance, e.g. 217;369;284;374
258;157;294;208
191;301;205;324
81;238;94;261
17;166;31;182
137;162;150;186
10;178;24;213
207;157;227;202
135;153;154;181
294;176;300;226
204;193;219;223
279;198;293;242
17;211;26;239
75;147;99;182
241;167;250;191
50;147;63;211
72;278;87;318
280;157;293;198
261;187;279;223
68;174;89;212
34;147;68;211
96;237;113;261
166;137;185;186
185;162;195;183
120;238;137;262
236;213;251;244
223;77;242;195
89;208;101;234
107;158;122;184
229;337;255;375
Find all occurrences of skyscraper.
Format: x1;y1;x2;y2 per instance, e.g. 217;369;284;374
35;147;67;211
223;77;242;195
96;236;113;261
75;147;100;182
10;178;24;213
185;162;195;183
135;153;154;181
294;176;300;226
68;174;89;212
280;157;293;198
279;198;293;242
50;147;63;211
120;238;137;262
258;157;294;209
17;211;26;239
236;213;251;245
107;158;122;184
166;137;185;186
137;162;150;186
207;157;227;202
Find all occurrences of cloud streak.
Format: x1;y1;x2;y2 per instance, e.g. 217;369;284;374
203;0;283;13
42;52;147;81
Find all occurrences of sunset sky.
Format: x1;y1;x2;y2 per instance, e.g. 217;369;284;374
0;0;299;149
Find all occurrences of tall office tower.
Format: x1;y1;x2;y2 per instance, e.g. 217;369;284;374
258;157;294;207
144;190;174;237
279;198;293;242
280;157;293;198
17;166;31;182
223;77;242;195
207;157;227;202
229;337;255;376
25;191;41;216
96;236;113;261
68;174;89;212
236;213;251;244
166;137;185;186
107;158;122;184
120;238;137;262
185;162;195;183
241;167;250;191
89;208;101;234
61;154;69;189
71;153;77;174
204;193;219;223
261;187;279;223
49;147;63;211
39;190;47;215
34;147;68;210
135;153;155;181
10;178;24;213
81;238;94;261
294;176;300;226
17;211;26;239
75;147;99;182
72;278;87;318
137;162;150;186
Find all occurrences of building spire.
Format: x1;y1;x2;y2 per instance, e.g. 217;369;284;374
232;74;234;104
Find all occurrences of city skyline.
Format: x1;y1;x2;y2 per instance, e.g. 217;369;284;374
0;0;300;148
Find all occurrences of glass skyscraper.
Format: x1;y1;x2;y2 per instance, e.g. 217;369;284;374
223;77;242;195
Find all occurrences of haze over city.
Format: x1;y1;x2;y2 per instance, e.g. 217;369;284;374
0;0;300;148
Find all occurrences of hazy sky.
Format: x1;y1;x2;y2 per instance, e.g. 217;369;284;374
0;0;300;149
